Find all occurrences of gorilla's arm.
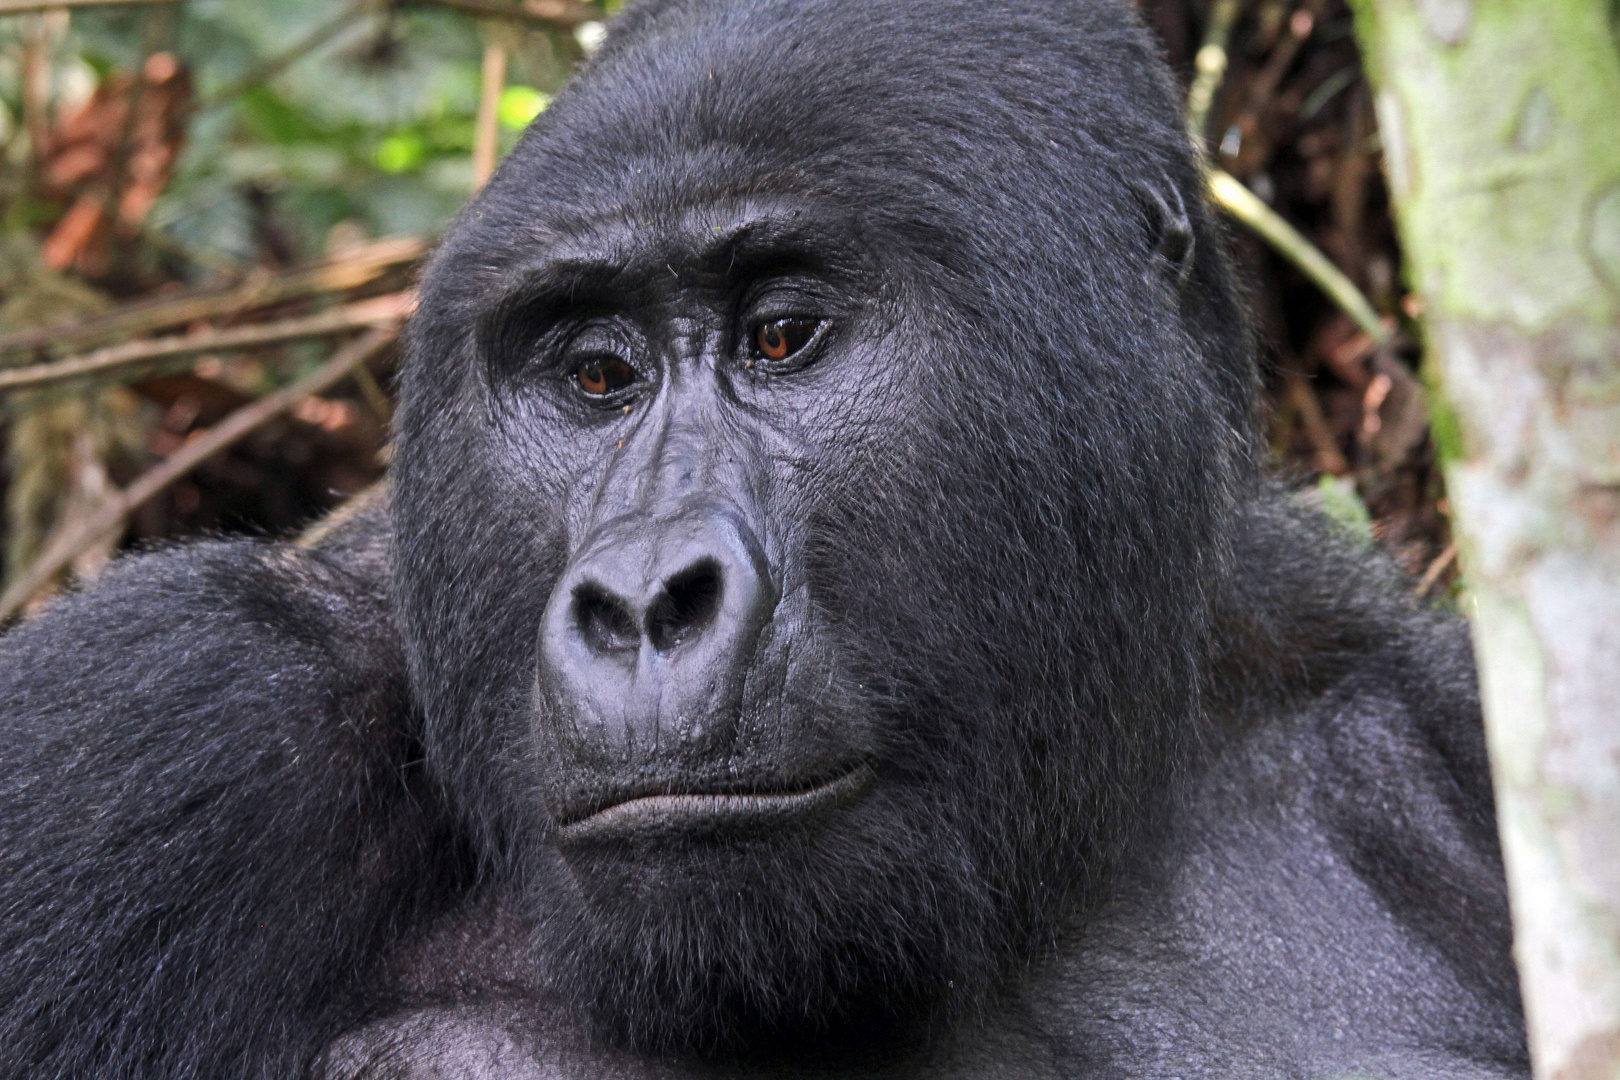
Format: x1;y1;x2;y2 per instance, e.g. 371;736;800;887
0;524;448;1079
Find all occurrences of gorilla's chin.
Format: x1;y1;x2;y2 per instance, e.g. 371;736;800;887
536;789;1003;1061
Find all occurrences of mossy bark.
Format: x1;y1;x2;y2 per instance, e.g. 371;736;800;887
1350;2;1620;1076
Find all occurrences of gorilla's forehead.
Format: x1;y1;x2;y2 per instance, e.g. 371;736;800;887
473;195;874;318
450;0;1176;270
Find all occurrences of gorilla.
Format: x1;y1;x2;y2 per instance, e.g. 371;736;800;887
0;0;1528;1076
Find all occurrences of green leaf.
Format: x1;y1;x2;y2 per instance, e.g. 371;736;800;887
499;86;552;130
238;86;336;145
376;131;429;175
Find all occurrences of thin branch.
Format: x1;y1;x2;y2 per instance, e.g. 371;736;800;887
1208;168;1389;344
193;0;371;115
296;476;390;548
472;39;508;189
1186;0;1242;143
0;236;426;362
399;0;600;29
1283;370;1350;475
1183;17;1388;350
1242;4;1323;126
0;327;399;623
0;292;414;394
350;363;393;422
1413;541;1458;599
0;0;176;15
19;3;53;165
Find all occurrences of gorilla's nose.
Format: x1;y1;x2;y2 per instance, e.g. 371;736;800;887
539;506;778;758
571;558;723;657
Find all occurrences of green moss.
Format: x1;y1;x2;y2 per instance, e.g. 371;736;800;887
1423;362;1467;466
1315;475;1377;545
1361;0;1620;331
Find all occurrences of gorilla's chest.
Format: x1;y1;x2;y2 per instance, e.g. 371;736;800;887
317;1005;1067;1080
320;1009;566;1079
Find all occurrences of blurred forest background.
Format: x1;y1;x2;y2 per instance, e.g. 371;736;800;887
0;0;1452;619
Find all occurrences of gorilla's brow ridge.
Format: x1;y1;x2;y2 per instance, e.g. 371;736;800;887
487;202;869;319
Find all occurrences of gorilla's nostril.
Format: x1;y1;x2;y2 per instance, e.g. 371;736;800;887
646;559;723;653
572;583;640;655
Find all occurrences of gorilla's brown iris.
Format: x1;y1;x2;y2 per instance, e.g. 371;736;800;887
754;319;816;362
576;356;636;396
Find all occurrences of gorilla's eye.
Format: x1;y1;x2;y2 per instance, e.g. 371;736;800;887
753;319;819;363
575;356;637;396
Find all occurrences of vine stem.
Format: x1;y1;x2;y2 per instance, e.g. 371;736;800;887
1208;168;1389;344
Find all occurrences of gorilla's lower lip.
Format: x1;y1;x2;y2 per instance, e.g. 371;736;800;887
555;763;876;844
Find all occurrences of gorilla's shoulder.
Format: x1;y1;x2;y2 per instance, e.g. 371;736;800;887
1214;492;1497;855
1044;525;1523;1076
2;500;397;687
0;506;457;1079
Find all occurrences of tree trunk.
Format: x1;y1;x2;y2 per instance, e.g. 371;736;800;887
1349;2;1620;1076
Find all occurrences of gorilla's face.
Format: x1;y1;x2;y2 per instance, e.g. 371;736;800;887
470;197;1087;1053
395;0;1242;1059
497;200;894;841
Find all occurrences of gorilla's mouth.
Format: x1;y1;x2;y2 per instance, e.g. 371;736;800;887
554;763;876;844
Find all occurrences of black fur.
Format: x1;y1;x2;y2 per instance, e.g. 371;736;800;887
0;1;1527;1076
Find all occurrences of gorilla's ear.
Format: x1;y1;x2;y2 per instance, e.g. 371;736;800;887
1132;174;1196;292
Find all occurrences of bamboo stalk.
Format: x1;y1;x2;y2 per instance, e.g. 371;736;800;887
1353;6;1620;1067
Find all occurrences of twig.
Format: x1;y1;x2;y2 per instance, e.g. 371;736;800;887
1208;168;1388;344
97;3;178;280
1184;14;1387;348
0;0;176;14
472;39;508;189
20;10;52;164
350;363;393;422
1301;64;1359;121
1244;5;1318;122
0;0;596;26
0;292;414;394
399;0;599;29
193;0;371;115
0;236;426;363
1413;541;1458;599
1217;3;1327;173
1186;0;1242;144
1283;370;1349;475
296;476;391;548
0;327;400;623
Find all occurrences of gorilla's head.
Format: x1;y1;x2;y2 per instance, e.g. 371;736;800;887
394;0;1254;1058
